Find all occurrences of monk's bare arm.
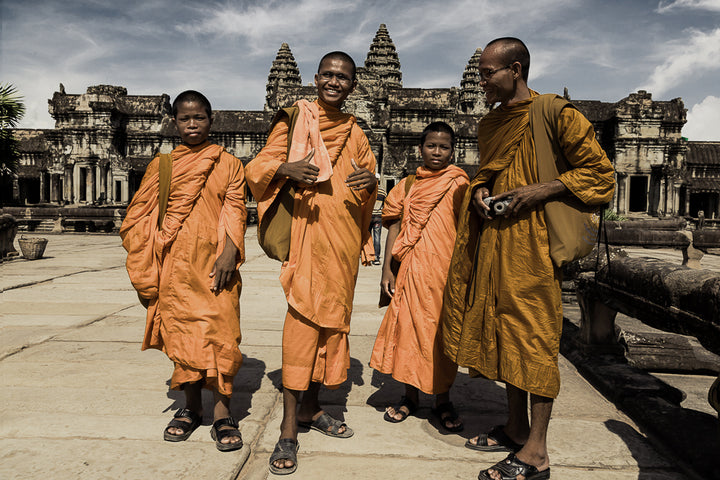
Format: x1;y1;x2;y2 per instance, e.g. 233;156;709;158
210;234;238;292
380;220;401;297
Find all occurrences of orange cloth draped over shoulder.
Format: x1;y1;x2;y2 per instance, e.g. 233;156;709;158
120;141;247;396
441;93;615;398
245;99;376;390
370;165;469;394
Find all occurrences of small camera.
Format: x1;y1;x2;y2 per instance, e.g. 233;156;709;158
482;196;513;215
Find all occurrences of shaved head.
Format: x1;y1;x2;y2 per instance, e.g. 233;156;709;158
318;51;357;80
485;37;530;82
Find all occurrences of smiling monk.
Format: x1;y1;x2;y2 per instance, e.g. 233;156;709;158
246;51;377;475
121;90;247;452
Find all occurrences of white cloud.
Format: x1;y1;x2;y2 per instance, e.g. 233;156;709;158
637;27;720;96
183;0;358;55
656;0;720;13
683;95;720;141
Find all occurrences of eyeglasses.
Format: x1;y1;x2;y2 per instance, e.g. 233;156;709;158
318;71;353;84
479;65;511;82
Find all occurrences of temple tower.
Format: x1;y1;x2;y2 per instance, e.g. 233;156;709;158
460;48;486;115
364;24;402;89
265;43;302;111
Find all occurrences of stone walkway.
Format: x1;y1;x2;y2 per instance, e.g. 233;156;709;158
0;229;705;479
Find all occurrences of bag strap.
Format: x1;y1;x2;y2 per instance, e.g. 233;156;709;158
404;174;416;196
158;153;172;228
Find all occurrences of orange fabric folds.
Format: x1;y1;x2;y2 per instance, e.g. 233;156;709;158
120;142;247;396
441;92;615;398
370;165;469;394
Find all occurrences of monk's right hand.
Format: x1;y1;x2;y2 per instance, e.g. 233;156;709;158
472;186;492;219
380;269;395;298
277;149;319;186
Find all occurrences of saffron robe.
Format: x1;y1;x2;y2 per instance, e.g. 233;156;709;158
370;165;469;394
246;99;376;388
120;142;247;396
441;93;615;398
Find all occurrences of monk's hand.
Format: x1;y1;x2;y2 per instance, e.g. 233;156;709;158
472;186;492;219
497;180;568;217
380;267;395;298
346;158;377;192
278;149;319;186
210;236;238;293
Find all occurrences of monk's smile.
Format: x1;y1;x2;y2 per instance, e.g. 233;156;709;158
315;57;356;108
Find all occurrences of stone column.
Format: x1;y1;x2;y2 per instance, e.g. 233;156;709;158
50;174;58;203
617;176;627;214
73;164;81;204
659;177;666;216
685;192;691;216
39;173;47;203
88;165;96;203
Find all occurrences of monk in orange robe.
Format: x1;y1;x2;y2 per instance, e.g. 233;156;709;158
370;122;468;432
245;52;377;475
120;91;246;452
441;39;615;480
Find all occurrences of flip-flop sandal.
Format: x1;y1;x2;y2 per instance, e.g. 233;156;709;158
269;438;299;475
383;396;417;423
163;408;202;442
431;401;464;432
210;417;243;452
465;425;524;452
298;412;354;438
478;453;551;480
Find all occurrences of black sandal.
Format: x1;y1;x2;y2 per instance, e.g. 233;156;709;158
478;453;551;480
163;408;202;442
466;425;524;452
210;417;243;452
431;402;464;432
269;438;299;475
383;396;417;423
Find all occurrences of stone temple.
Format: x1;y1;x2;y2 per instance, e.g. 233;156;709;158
7;24;720;220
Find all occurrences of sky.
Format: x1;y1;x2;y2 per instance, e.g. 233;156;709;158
1;0;719;140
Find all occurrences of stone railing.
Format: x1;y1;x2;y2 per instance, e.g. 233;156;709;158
575;257;720;417
601;218;720;268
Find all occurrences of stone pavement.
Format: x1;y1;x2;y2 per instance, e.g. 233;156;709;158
0;229;708;479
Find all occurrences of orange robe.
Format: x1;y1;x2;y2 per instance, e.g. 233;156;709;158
442;93;615;398
246;99;376;390
120;142;247;396
370;165;469;394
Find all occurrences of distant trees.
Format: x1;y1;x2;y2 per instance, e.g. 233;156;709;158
0;84;25;204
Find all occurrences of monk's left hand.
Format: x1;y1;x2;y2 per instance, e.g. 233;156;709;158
496;180;568;217
346;158;378;192
210;236;238;293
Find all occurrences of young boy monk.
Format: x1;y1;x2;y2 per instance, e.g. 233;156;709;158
120;90;247;452
370;121;469;431
245;51;377;475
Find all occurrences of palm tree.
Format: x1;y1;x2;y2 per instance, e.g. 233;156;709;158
0;84;25;203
